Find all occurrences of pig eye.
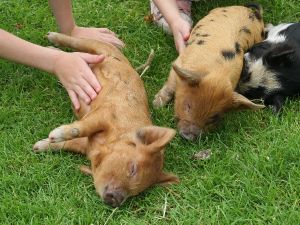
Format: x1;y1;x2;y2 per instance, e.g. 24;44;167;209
127;141;136;147
128;163;137;177
206;113;221;125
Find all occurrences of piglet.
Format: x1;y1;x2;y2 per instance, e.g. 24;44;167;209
153;4;265;140
33;32;179;207
237;23;300;113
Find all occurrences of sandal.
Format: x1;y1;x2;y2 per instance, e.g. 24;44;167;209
150;0;193;34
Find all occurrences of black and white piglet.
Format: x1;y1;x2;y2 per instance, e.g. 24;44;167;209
237;23;300;113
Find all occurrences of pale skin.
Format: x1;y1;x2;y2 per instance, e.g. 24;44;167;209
0;0;125;110
0;29;104;110
153;0;191;53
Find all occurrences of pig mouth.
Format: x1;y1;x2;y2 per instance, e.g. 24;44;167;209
103;191;127;208
177;119;202;140
98;185;128;208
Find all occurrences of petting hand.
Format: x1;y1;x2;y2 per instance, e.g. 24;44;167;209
170;18;191;53
53;52;104;110
70;25;125;49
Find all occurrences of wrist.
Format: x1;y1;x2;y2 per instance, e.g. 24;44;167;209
50;50;67;75
59;22;76;35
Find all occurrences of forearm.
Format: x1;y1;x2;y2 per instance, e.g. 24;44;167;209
0;29;60;74
49;0;75;35
153;0;181;25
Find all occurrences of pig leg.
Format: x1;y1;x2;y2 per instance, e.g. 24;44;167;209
153;69;176;107
33;137;88;154
47;112;110;143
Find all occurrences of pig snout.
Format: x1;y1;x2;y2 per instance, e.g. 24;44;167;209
103;190;125;208
178;120;202;140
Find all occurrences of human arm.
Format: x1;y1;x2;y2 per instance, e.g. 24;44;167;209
48;0;124;48
0;29;103;110
153;0;191;53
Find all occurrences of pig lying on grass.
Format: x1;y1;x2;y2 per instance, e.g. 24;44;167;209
33;32;179;207
154;4;265;140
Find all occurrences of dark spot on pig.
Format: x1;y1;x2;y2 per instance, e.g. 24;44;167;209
201;34;210;37
197;40;205;45
249;13;255;21
195;25;202;30
221;50;235;60
253;10;262;21
240;26;251;35
235;42;241;54
223;14;228;17
210;19;214;22
195;33;201;37
222;9;227;12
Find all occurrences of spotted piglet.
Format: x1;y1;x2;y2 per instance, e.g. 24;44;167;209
237;23;300;113
153;4;265;140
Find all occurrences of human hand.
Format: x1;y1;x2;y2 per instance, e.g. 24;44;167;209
70;25;125;49
170;18;191;53
53;52;104;110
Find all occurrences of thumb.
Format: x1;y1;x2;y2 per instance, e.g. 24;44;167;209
78;53;105;64
181;29;190;41
175;35;186;54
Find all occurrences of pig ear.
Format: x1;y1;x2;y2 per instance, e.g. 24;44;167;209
88;150;106;168
264;44;295;67
232;92;265;110
156;172;180;186
136;126;176;153
172;63;206;86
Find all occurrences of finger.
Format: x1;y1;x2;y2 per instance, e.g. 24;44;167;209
174;33;186;53
80;78;98;100
68;90;80;111
78;53;105;64
84;69;101;93
74;85;91;104
98;28;115;35
80;61;101;92
98;34;125;48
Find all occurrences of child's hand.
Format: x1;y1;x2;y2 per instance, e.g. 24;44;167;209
70;26;125;49
170;18;191;53
53;52;104;110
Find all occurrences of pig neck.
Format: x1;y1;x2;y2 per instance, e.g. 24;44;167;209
205;68;237;91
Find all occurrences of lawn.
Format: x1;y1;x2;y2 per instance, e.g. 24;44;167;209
0;0;299;224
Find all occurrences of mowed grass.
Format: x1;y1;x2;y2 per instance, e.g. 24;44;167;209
0;0;299;224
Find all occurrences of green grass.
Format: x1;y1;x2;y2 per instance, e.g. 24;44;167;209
0;0;299;224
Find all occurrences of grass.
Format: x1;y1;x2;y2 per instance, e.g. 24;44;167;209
0;0;299;224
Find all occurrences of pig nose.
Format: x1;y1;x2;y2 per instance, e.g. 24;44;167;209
179;124;202;140
103;191;124;208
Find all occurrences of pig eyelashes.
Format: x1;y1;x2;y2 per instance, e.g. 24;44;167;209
128;162;137;177
205;113;222;125
127;141;137;147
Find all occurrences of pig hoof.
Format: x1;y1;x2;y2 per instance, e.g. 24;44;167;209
153;95;167;108
33;139;50;153
49;127;65;143
47;32;59;45
71;128;79;137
